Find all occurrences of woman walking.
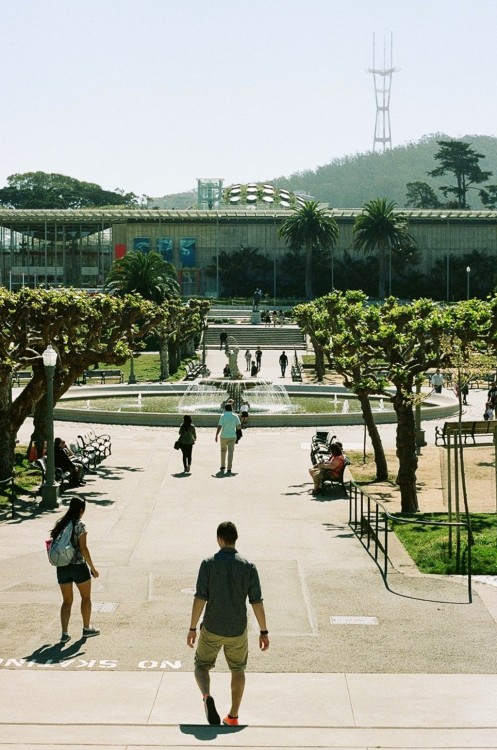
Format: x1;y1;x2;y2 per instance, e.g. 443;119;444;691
178;414;197;473
49;497;99;643
244;349;252;372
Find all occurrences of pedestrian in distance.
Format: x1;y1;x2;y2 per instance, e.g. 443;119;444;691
255;347;262;371
215;401;240;474
177;415;196;473
250;360;258;377
187;521;269;727
219;329;228;351
49;497;100;643
244;349;251;372
279;351;288;377
430;369;444;394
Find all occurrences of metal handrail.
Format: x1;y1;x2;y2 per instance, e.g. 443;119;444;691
347;481;472;603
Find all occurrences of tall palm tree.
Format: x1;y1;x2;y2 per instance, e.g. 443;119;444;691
278;200;339;299
353;198;415;299
104;250;180;302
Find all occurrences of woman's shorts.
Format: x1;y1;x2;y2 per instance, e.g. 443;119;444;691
194;626;248;672
57;563;91;585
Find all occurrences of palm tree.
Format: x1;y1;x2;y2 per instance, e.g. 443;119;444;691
278;200;339;299
104;250;180;302
353;198;415;299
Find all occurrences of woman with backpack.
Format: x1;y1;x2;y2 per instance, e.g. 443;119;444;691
49;497;99;643
177;414;197;473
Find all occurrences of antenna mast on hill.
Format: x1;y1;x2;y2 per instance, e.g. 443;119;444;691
368;32;399;152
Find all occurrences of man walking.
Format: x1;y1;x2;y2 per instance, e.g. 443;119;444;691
279;350;288;377
187;521;269;726
255;346;262;372
219;329;228;351
430;369;444;394
215;401;240;474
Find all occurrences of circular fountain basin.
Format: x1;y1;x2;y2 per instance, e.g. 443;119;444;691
54;382;459;428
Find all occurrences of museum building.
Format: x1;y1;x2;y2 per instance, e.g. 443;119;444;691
0;179;496;297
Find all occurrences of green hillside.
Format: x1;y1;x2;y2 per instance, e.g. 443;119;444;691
269;134;497;208
162;134;497;209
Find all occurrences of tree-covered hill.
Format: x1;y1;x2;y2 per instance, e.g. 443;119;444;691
269;134;497;208
161;134;497;209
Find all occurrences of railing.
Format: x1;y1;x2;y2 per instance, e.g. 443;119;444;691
0;475;16;519
347;481;472;603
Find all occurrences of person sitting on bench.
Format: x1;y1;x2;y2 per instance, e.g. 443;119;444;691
54;437;85;487
308;442;345;495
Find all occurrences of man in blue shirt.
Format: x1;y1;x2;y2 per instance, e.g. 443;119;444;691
187;522;269;726
215;402;241;474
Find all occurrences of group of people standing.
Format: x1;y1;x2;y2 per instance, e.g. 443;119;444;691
244;348;262;376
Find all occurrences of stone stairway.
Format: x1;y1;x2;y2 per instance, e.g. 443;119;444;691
204;324;306;349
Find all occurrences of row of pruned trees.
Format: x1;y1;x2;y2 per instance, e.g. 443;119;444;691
294;291;497;514
0;285;210;481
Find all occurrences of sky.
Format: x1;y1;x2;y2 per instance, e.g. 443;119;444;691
2;0;497;198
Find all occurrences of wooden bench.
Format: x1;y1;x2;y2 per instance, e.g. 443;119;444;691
318;457;350;495
291;363;303;382
310;429;337;464
435;420;497;446
77;429;111;462
83;369;124;384
31;457;72;494
185;362;210;380
12;371;32;387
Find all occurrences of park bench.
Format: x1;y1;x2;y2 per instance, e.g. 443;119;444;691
185;362;209;380
435;420;497;447
317;456;350;495
291;363;303;382
83;369;124;385
31;457;72;494
77;428;111;462
310;429;337;464
12;371;32;387
0;474;16;518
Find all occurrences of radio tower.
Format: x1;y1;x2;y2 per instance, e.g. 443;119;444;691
368;33;399;152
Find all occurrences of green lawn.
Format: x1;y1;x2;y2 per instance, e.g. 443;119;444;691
391;513;497;575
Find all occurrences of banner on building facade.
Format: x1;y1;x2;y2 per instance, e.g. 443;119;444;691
133;237;151;254
157;237;173;262
180;238;196;268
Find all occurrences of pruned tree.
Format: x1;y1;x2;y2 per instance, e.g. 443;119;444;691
428;140;492;209
0;288;162;479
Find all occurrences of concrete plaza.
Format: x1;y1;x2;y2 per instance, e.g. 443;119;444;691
1;348;497;749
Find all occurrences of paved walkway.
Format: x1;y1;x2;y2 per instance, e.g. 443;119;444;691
1;351;496;748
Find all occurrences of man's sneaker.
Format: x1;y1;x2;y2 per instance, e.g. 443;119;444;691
82;626;100;638
203;695;220;725
60;632;71;644
220;467;225;472
223;715;239;726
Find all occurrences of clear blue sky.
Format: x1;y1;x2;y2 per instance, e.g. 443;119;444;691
2;0;496;198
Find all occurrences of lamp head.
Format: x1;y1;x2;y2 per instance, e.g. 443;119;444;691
42;344;57;368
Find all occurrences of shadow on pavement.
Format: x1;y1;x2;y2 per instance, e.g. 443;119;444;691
180;724;246;738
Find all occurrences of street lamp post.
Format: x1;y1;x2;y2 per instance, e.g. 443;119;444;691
40;344;59;508
466;266;471;300
128;336;136;384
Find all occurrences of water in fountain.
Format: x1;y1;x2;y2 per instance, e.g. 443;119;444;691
378;398;384;411
137;393;143;406
341;399;350;414
178;378;294;414
86;400;90;409
333;394;338;407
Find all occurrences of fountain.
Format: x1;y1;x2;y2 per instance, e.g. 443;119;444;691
178;378;294;414
342;399;350;414
137;393;143;407
378;398;385;411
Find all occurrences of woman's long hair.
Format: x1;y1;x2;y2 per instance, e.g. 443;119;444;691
50;497;85;540
179;415;193;435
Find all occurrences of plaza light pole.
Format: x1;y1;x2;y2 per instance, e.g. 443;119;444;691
128;335;136;384
40;344;59;508
466;266;471;300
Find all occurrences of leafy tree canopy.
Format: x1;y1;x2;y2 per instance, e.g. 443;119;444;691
104;250;180;302
0;171;139;209
428;140;493;209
